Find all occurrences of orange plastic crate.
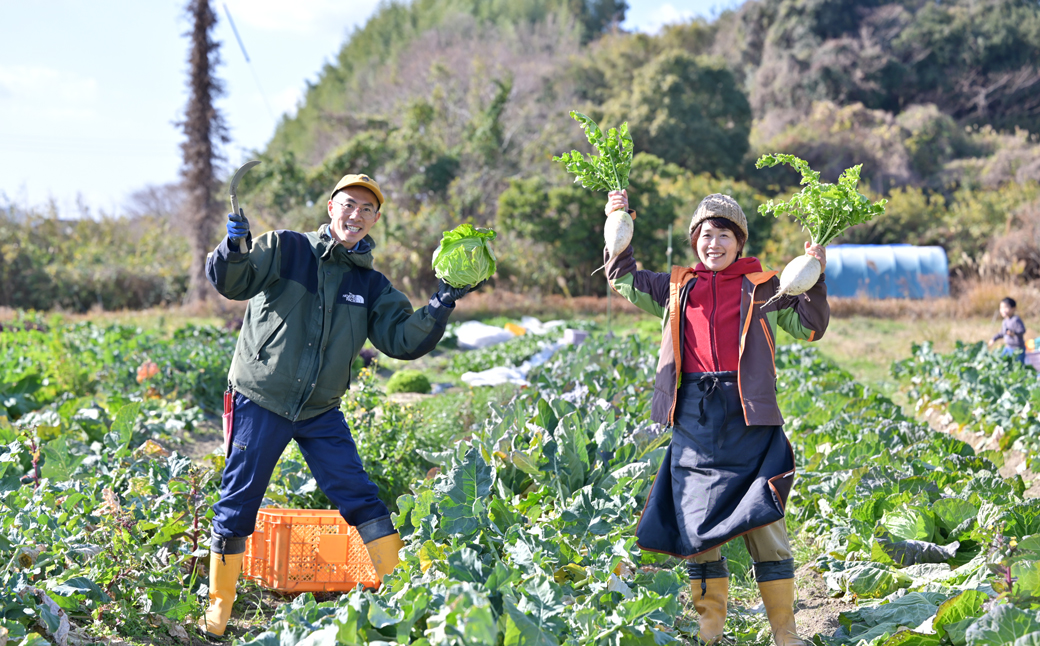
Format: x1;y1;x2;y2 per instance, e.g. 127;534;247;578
242;508;380;593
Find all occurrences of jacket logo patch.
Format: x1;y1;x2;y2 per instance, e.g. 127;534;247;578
341;292;365;304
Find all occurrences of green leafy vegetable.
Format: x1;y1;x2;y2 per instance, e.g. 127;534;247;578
553;111;634;193
432;223;498;288
965;604;1040;646
756;153;887;246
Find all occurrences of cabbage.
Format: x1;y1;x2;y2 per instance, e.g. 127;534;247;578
432;224;498;288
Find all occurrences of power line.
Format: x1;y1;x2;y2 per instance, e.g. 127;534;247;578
223;3;277;124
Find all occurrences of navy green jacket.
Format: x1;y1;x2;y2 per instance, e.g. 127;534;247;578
206;225;452;421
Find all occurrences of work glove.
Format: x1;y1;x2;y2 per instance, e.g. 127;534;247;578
432;279;483;308
227;212;250;242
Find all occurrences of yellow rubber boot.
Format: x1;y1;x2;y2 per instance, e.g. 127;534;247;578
690;576;729;645
758;578;806;646
365;532;405;585
200;551;243;638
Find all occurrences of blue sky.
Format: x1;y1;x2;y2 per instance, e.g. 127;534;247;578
0;1;740;214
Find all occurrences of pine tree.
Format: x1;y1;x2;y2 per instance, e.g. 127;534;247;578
180;0;228;303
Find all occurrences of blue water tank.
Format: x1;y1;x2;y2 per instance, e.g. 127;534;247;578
824;245;949;299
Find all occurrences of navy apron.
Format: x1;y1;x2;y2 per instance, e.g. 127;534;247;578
635;371;795;558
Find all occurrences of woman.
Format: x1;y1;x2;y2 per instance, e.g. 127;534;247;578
604;190;828;646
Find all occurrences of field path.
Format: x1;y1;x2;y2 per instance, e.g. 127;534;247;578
923;408;1040;499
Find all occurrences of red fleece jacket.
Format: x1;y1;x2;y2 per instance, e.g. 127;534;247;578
682;257;763;373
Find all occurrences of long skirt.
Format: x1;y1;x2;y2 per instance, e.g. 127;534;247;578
635;372;795;558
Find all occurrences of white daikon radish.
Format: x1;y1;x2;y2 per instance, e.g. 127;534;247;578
604;210;633;257
590;209;634;275
553;111;635;275
756;152;887;306
762;253;821;307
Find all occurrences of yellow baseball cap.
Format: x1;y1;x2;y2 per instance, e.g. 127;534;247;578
330;174;384;210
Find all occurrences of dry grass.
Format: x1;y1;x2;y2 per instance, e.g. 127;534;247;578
0;300;245;331
809;315;1004;399
830;278;1040;319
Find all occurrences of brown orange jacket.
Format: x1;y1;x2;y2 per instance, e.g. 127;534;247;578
605;245;829;427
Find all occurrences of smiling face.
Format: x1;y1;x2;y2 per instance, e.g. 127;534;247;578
1000;302;1014;318
695;220;740;271
327;185;381;246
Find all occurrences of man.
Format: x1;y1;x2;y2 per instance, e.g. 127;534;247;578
201;173;473;637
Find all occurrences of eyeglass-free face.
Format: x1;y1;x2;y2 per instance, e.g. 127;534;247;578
327;185;381;246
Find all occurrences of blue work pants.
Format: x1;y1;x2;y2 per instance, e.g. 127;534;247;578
211;393;391;542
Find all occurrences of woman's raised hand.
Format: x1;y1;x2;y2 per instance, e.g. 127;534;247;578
805;241;827;273
605;189;631;218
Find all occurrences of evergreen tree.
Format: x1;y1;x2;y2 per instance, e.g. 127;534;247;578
179;0;228;303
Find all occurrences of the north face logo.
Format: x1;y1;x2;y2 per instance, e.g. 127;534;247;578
342;293;364;304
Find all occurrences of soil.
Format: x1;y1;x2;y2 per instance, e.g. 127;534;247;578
792;562;856;639
922;408;1040;498
174;420;223;462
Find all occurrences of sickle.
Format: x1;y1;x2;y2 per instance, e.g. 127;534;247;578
228;160;260;252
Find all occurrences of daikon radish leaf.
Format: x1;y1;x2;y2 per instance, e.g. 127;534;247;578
756;153;887;247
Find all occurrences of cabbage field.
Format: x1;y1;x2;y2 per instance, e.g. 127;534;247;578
1;316;1040;645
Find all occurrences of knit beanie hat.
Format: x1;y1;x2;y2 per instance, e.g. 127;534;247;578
688;194;748;239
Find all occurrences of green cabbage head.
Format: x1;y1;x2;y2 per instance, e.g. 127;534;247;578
432;224;498;288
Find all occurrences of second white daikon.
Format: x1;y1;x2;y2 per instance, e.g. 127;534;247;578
756;153;887;306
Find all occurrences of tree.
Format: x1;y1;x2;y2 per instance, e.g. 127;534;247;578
604;51;751;178
496;154;679;295
576;0;627;43
731;0;1040;132
179;0;228;303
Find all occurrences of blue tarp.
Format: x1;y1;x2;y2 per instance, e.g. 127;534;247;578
824;244;949;299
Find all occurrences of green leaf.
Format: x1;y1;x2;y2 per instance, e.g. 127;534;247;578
49;577;111;604
445;547;485;583
932;499;979;533
519;575;565;634
553;111;634;193
881;631;943;646
618;593;669;623
105;401;141;452
531;398;558;433
825;563;913;598
965;604;1040;646
873;526;958;567
393;585;431;642
503;597;560;646
40;435;85;480
489;497;524;533
145;589;194;622
434;447;493;537
367;598;401;629
840;593;943;636
998;500;1040;537
486;561;522;592
755;153;886;246
1013;560;1040;601
935;590;988;639
883;507;935;542
949;400;973;425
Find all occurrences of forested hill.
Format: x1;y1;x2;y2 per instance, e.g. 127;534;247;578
236;0;1040;298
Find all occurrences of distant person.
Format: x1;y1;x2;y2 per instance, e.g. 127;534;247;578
199;173;479;638
988;297;1026;364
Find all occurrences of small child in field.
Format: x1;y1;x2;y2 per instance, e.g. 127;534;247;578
989;297;1026;363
